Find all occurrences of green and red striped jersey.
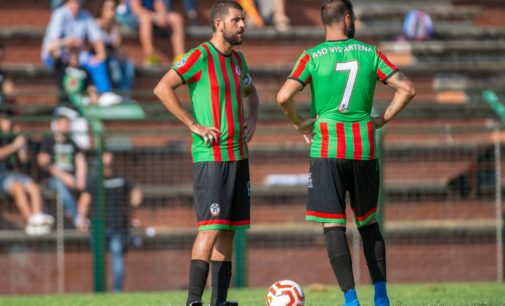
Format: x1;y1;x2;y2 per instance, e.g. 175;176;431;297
289;39;398;160
172;42;252;163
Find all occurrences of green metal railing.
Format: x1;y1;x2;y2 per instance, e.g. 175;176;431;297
482;89;504;282
72;97;106;292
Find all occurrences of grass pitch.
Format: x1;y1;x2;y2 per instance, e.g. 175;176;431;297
0;283;504;306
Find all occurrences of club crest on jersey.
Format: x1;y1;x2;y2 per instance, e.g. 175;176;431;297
175;58;186;68
210;203;220;216
235;65;241;76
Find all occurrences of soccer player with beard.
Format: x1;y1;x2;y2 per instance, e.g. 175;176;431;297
154;1;259;305
277;1;416;306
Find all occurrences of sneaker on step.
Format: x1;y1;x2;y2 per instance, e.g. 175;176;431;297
25;224;51;236
143;55;162;67
74;216;91;232
98;92;123;107
29;213;54;227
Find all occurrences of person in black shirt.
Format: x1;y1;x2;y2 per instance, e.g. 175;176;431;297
0;113;54;235
37;115;91;231
99;151;142;292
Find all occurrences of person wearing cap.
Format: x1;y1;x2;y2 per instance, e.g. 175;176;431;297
37;115;91;231
0;112;54;235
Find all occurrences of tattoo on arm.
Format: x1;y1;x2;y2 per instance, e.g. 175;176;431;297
395;72;408;82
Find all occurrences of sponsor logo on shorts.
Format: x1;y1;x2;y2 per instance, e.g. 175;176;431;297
247;181;251;197
210;203;220;216
307;173;313;188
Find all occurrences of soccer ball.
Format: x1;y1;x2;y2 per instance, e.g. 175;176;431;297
266;280;305;306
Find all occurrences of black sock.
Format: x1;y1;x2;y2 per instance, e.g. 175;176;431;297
324;227;355;291
210;261;232;306
359;223;386;283
187;260;210;306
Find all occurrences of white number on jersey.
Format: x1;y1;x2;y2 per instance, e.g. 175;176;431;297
335;61;358;112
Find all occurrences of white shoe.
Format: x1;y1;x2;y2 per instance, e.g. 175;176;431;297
29;213;55;227
98;92;123;107
74;216;90;232
25;224;51;236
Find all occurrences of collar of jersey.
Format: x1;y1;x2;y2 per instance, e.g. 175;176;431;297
207;42;233;57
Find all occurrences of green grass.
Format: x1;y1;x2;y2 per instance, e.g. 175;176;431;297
0;283;504;306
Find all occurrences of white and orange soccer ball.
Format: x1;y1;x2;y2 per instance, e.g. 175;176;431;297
266;280;305;306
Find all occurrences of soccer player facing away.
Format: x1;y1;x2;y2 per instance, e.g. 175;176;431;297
153;1;259;305
277;1;415;306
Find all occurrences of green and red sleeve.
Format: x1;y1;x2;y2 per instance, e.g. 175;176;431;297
376;49;399;83
172;47;204;84
288;51;312;87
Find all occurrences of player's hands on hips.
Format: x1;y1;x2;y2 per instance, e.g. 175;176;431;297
243;117;257;143
191;123;220;146
371;115;386;129
296;117;316;145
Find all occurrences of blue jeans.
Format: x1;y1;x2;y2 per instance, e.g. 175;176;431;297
49;177;77;220
109;233;125;292
79;51;112;94
107;55;135;91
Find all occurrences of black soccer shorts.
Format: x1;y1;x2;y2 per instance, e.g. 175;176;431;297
306;158;380;228
193;159;250;231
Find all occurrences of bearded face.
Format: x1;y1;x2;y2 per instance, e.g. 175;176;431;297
223;22;245;45
218;8;246;46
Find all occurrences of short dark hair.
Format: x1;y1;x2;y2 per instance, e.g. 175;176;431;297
210;0;243;32
321;0;354;26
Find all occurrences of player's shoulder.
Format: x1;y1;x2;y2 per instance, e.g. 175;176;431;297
190;44;207;59
351;39;376;48
303;42;328;58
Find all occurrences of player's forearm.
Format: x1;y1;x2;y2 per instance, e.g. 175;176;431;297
278;98;304;127
382;89;415;123
154;82;197;131
379;72;416;127
244;86;259;123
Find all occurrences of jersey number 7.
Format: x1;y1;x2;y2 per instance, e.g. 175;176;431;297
336;61;358;113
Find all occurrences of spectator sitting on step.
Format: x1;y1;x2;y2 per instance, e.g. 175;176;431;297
96;0;135;93
0;112;54;235
116;0;186;66
56;46;99;107
37;114;92;232
42;0;122;106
